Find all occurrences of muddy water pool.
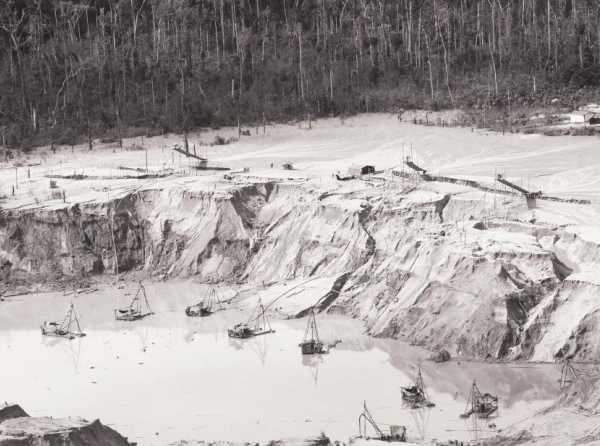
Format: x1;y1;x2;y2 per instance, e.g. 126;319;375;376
0;281;559;445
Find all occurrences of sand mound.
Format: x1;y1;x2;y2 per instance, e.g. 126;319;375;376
0;405;28;424
0;416;131;446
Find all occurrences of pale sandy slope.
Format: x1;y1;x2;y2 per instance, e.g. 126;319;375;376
3;113;600;366
2;113;600;211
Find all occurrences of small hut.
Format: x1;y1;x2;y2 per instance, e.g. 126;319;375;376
347;165;375;177
361;165;375;175
569;110;593;123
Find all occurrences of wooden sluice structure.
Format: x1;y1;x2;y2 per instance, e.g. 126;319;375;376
496;174;542;209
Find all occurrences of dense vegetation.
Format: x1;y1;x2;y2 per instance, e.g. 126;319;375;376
2;0;600;147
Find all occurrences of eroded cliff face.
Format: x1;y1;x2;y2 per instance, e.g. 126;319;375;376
1;179;599;362
0;184;271;285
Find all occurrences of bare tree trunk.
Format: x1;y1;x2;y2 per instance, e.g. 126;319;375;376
116;105;122;150
298;25;304;101
488;35;498;95
423;31;434;102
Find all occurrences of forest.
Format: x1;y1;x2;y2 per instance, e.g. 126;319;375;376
2;0;600;148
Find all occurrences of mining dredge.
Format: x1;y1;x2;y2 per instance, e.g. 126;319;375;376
185;287;223;317
114;281;154;321
358;401;407;442
299;308;328;355
401;366;435;408
460;381;499;419
228;300;274;339
41;302;86;339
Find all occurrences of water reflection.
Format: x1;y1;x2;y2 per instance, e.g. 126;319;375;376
41;336;83;373
409;407;431;440
302;354;324;385
384;343;559;411
63;337;83;373
184;328;196;343
228;337;244;351
226;333;272;366
0;286;560;445
134;326;149;353
463;414;499;443
249;334;270;366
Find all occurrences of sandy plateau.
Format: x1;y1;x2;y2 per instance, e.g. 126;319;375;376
2;113;600;445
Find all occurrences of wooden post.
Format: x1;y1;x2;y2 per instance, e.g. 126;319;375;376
109;209;119;278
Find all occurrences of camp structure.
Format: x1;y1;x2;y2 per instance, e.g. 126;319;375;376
336;164;376;181
185;287;223;317
41;302;86;339
401;366;435;408
460;381;499;419
360;165;375;175
299;308;328;355
358;401;407;442
227;300;274;339
114;281;154;321
335;172;355;181
348;165;376;176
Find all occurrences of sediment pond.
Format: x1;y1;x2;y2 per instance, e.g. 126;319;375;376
0;281;559;445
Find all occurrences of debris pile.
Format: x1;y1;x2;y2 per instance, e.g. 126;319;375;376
0;404;131;446
430;349;451;363
0;405;28;424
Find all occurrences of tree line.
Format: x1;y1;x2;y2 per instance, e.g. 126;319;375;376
2;0;600;148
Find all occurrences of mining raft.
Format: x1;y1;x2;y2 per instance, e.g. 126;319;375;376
358;401;407;442
185;287;223;317
228;300;274;339
299;308;328;355
41;302;86;339
114;281;154;321
401;366;435;408
460;380;499;419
